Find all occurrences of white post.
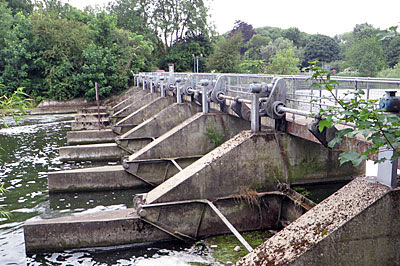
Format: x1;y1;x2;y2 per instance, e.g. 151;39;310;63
377;147;398;187
251;93;260;132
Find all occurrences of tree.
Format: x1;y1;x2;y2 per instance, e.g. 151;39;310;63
207;33;242;73
239;60;265;74
229;20;255;55
265;48;300;75
282;27;306;47
304;34;341;64
4;0;33;15
244;34;271;60
259;37;297;62
159;34;212;72
353;23;380;41
346;37;386;76
149;0;212;54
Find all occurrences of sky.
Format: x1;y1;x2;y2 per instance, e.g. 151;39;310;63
63;0;400;36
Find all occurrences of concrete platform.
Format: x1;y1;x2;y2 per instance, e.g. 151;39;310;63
67;129;117;145
59;143;126;162
24;192;290;254
48;165;148;192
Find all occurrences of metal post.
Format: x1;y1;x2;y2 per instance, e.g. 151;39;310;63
150;80;154;93
196;58;199;73
377;147;398;187
161;82;165;97
142;77;146;90
251;93;260;132
176;84;182;104
95;82;101;131
202;85;208;114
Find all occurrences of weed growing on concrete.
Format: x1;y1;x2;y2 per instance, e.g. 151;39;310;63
205;121;225;148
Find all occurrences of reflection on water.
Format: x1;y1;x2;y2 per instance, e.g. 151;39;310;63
0;114;218;265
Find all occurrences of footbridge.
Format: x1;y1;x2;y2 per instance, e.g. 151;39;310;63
24;72;400;263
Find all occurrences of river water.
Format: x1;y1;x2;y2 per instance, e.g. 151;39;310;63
0;115;218;265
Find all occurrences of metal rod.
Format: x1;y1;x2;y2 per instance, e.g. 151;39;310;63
204;200;253;253
177;84;182;104
161;82;165;97
170;159;183;171
95;82;101;131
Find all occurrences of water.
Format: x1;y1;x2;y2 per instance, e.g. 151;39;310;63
0;114;218;265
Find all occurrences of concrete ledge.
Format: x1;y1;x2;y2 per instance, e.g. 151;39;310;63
59;143;126;161
67;129;117;145
238;177;394;265
47;165;149;192
24;209;171;254
24;192;292;253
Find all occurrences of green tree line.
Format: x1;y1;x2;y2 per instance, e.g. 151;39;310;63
1;0;400;102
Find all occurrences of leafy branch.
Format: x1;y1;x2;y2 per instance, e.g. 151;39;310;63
307;61;400;166
0;86;33;127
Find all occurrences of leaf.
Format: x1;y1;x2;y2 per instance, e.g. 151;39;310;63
318;118;332;132
339;152;368;166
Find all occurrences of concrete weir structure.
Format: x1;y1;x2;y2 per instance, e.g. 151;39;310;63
49;112;249;192
27;127;361;253
60;96;176;161
25;72;400;260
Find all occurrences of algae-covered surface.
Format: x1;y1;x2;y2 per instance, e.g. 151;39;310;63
204;230;274;264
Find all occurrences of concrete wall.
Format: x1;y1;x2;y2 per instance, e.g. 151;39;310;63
121;102;201;139
128;112;250;161
238;178;397;265
146;131;363;204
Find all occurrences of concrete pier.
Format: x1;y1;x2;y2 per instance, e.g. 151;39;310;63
59;143;126;162
111;92;159;120
67;129;117;145
47;165;145;192
50;112;248;191
113;97;175;133
144;130;363;204
24;192;291;254
238;177;396;266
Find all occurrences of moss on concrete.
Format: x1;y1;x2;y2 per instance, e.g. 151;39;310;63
204;230;274;264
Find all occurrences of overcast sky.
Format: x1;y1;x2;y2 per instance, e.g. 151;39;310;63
63;0;400;36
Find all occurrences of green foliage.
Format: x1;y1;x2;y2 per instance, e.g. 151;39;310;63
244;34;271;60
159;35;212;72
239;60;266;74
207;33;243;73
0;87;33;124
377;63;400;78
205;122;225;148
304;34;341;64
307;62;400;166
346;37;386;77
265;48;300;75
